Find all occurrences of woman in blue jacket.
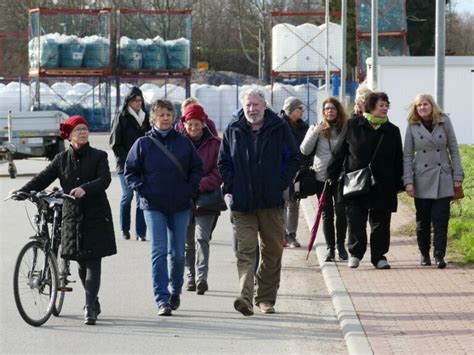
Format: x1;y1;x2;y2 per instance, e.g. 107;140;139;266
125;99;202;316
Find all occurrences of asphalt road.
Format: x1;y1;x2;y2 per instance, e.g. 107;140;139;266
0;134;347;354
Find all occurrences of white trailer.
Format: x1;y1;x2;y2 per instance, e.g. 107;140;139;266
0;111;67;178
366;56;474;144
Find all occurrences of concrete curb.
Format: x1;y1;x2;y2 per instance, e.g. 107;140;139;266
300;198;373;355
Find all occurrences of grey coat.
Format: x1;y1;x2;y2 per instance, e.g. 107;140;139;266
403;115;464;199
300;126;342;182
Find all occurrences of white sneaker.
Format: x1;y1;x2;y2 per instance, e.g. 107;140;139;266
376;259;391;269
348;256;360;268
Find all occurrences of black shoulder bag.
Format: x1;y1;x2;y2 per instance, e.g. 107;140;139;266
342;134;384;199
294;141;318;200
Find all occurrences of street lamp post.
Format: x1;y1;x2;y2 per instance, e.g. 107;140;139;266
370;0;378;90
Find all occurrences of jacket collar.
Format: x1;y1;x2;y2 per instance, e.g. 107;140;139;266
69;142;90;157
234;108;283;132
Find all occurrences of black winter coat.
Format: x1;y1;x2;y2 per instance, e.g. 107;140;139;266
218;109;299;212
326;115;403;212
109;87;151;173
20;143;117;260
279;111;309;168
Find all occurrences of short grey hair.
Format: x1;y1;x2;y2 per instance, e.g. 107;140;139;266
149;99;176;125
239;88;266;105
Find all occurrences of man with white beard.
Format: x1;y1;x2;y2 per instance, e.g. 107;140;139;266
218;89;298;316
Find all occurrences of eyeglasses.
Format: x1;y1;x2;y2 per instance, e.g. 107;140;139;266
324;106;337;111
72;127;89;133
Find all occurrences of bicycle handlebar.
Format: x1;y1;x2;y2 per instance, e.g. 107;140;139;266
4;190;76;203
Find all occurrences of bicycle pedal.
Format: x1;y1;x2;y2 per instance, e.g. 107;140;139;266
57;286;73;292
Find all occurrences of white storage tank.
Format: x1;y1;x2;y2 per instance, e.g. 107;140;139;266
66;83;92;105
160;84;186;103
0;82;30;112
190;83;200;98
272;24;298;72
51;82;72;97
140;83;160;105
271;83;296;113
297;23;322;72
195;84;220;125
294;83;318;124
272;22;342;72
219;84;239;130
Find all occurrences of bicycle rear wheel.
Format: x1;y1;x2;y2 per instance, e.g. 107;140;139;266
13;240;58;327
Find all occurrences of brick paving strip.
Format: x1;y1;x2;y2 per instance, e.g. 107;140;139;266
301;197;474;355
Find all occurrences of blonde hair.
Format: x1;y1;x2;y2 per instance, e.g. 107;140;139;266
355;84;372;105
407;94;444;124
181;97;200;112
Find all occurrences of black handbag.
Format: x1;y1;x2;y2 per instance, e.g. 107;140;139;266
342;165;375;198
294;143;318;199
342;134;384;199
195;188;227;211
294;166;318;199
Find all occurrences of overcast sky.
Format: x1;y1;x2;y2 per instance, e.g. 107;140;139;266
453;0;473;14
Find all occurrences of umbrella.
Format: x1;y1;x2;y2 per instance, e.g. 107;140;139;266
306;181;329;260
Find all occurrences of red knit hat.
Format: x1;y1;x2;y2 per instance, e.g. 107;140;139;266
60;115;89;140
182;104;206;123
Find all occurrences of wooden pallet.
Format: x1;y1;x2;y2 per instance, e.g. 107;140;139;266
29;68;112;77
118;68;191;77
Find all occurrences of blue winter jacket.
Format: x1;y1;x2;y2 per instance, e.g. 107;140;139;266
218;109;299;212
124;128;203;214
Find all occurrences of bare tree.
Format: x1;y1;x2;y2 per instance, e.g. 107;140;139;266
446;10;474;55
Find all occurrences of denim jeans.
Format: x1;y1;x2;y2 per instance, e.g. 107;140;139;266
185;213;218;282
144;208;191;307
118;173;146;236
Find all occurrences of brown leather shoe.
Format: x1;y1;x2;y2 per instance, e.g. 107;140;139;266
186;280;196;291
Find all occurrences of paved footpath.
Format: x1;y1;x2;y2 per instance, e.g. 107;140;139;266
301;196;474;355
0;134;347;354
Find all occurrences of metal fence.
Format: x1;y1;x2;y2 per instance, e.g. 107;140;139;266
0;76;358;132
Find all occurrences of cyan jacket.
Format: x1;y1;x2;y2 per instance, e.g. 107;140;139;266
218;109;299;212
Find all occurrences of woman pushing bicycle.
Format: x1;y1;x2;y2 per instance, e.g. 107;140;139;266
10;115;116;325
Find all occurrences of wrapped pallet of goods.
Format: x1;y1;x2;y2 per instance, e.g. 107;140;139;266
139;36;167;70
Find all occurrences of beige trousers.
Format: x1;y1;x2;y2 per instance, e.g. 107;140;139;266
231;208;284;306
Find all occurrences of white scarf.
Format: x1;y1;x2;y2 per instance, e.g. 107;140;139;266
127;106;146;127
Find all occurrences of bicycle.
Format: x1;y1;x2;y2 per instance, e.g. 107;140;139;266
6;190;75;326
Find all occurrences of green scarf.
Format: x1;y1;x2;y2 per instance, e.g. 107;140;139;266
363;112;388;129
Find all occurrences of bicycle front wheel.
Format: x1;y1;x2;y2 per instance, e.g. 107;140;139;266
13;240;58;327
52;243;67;317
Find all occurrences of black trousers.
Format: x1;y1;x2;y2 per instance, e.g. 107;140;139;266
414;197;451;258
78;258;102;309
315;181;347;250
346;204;391;266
